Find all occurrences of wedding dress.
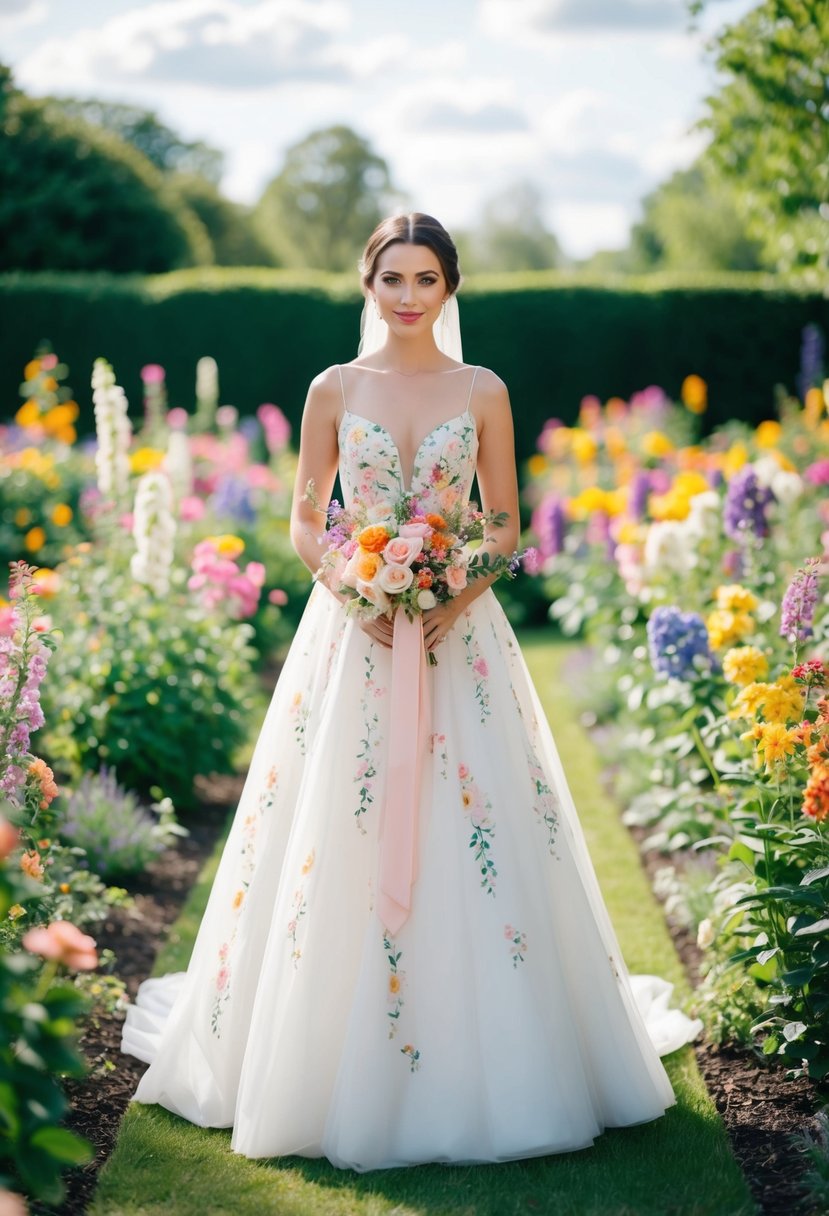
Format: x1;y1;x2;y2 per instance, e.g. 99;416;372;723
120;363;702;1170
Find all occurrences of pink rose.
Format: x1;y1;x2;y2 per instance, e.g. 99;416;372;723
444;565;468;593
377;564;414;594
383;536;423;566
399;522;431;539
22;921;98;972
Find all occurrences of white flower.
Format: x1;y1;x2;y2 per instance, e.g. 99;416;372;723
696;918;716;950
131;471;176;596
355;576;390;613
770;470;803;505
643;521;694;576
92;357;132;500
165;430;192;501
684;491;721;542
377;564;414;594
416;589;437;610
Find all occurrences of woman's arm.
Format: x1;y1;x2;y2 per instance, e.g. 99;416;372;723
421;368;520;653
289;368;341;583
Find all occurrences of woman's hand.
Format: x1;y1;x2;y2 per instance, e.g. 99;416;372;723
421;601;465;656
356;610;395;648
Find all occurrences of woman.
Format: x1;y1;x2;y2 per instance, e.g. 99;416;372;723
121;212;700;1171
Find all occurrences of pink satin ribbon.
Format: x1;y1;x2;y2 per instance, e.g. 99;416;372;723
377;610;431;936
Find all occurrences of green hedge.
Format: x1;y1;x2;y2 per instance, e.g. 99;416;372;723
1;268;826;461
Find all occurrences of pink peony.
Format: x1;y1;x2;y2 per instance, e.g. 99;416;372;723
22;921;98;971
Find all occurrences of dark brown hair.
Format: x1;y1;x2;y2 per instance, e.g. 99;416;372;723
359;213;461;295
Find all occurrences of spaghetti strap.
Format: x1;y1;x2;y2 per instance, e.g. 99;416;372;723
336;364;347;411
465;365;480;413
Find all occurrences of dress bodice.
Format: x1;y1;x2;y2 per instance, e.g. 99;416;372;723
337;400;479;516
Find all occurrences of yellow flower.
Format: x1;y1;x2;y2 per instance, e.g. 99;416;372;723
723;443;749;477
8;904;26;920
723;646;768;686
526;453;548;477
232;889;244;909
15;400;41;427
14;507;32;527
615;520;643;545
755;722;799;770
760;681;804;725
755;420;782;448
32;567;60;597
729;681;769;720
641;431;675;459
707;608;754;650
603;427;626;459
804;386;824;426
716;584;758;613
51;503;73;527
461;789;473;809
208;534;245;558
24;526;46;552
23;359;41;381
355;549;382;581
301;849;315;875
129;447;165;474
347;426;366;445
570;429;598;464
389;974;401;995
681;374;707;414
567;486;612;518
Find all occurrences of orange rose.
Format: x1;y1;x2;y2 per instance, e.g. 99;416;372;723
355;549;382;581
357;525;390;553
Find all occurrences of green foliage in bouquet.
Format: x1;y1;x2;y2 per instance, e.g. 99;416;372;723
41;546;259;811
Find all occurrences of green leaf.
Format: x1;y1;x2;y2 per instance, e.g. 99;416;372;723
30;1125;94;1165
795;918;829;937
762;1034;779;1055
803;866;829;886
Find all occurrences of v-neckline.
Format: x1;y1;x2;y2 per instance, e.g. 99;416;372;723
340;408;473;493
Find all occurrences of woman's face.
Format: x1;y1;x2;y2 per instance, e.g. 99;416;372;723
370;242;448;340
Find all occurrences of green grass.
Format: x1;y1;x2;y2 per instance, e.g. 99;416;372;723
90;636;755;1216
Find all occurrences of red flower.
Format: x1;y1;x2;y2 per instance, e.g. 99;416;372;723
792;659;828;684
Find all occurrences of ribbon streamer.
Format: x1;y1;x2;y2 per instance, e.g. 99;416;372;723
377;610;431;935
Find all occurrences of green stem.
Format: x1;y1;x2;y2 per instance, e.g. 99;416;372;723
691;720;722;791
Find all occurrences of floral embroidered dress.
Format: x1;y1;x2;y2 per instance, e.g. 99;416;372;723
120;364;700;1171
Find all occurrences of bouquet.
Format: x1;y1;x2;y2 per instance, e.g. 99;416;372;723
306;483;521;659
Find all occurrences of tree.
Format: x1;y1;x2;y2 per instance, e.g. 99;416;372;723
173;174;278;266
0;68;212;272
43;97;224;184
626;165;764;273
459;182;564;274
698;0;829;281
254;125;399;271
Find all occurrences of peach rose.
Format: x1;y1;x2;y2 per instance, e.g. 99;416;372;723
22;920;98;971
356;577;391;613
445;565;468;593
399;522;431;539
342;547;382;587
377;564;414;594
383;536;423;566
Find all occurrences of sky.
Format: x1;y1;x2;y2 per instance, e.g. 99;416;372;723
0;0;758;260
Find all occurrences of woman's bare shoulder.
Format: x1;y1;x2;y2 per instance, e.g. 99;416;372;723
471;366;511;422
303;364;344;420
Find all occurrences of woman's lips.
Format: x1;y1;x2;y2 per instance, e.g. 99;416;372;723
394;312;423;323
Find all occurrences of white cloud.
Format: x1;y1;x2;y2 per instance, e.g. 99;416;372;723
480;0;688;40
16;0;354;93
550;200;633;257
0;0;47;35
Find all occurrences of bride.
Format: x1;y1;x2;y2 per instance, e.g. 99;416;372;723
120;212;701;1171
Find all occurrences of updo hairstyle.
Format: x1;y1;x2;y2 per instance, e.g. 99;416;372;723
359;213;461;296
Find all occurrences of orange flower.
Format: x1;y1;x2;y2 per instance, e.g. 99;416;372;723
389;974;401;995
22;920;98;971
354;549;382;581
416;569;433;588
20;850;44;880
356;525;390;554
232;889;244;909
426;514;447;531
803;763;829;822
430;532;456;551
28;757;58;809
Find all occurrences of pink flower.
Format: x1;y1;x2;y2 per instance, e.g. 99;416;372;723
0;605;15;636
166;407;189;430
377;564;414;594
22;921;98;971
118;512;135;532
257;403;291;452
269;588;288;606
504;924;514;939
0;815;20;858
458;763;469;780
445;565;468;593
216;965;229;991
398;522;431;539
245;561;266;588
473;657;489;678
383;536;423;566
179;495;206;521
140;364;165;384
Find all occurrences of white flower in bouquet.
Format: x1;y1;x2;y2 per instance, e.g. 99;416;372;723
92;357;132;501
131;470;176;596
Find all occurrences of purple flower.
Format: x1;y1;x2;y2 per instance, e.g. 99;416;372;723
531;493;566;559
627;471;651;521
797;323;825;402
708;468;724;492
211;474;256;523
647;606;714;681
780;557;821;645
723;466;775;542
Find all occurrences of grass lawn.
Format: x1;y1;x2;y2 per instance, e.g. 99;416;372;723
90;636;755;1216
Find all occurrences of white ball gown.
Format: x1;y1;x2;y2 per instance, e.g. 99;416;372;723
120;364;702;1171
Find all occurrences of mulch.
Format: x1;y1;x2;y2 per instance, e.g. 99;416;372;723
24;658;829;1215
